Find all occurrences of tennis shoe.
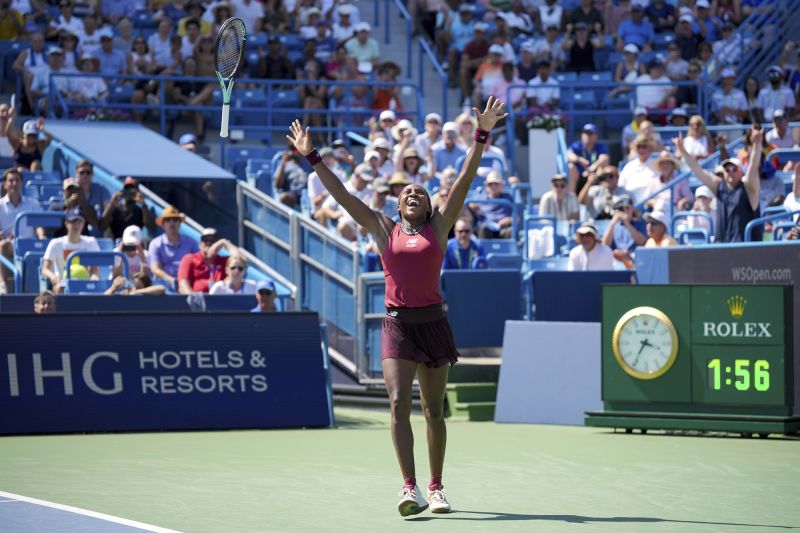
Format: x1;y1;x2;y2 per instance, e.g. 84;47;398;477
397;485;429;517
427;488;451;513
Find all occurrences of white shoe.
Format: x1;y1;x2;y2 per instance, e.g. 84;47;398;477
397;485;429;517
427;488;451;514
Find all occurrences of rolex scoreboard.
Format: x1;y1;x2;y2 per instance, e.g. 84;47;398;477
585;285;798;436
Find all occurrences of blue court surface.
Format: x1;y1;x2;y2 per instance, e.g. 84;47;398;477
0;491;178;533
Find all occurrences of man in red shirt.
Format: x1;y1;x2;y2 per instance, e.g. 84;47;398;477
177;228;241;294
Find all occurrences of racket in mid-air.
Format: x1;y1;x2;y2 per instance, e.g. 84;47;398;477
214;17;246;138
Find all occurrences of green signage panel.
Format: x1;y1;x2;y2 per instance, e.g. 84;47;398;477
691;286;786;346
692;345;787;407
602;286;692;403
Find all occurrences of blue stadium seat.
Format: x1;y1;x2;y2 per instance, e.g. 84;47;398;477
571;90;597;109
271;90;301;127
654;32;676;50
109;84;134;103
226;146;269;179
133;9;156;28
480;239;517;255
249;33;269;49
773;221;796;240
22;170;61;183
553;72;578;83
677;228;709;245
0;40;27;86
278;34;304;52
20;252;44;293
593;49;610;71
486;253;522;270
64;250;128;294
25;182;62;202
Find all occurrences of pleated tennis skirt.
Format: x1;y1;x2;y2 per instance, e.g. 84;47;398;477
381;303;459;368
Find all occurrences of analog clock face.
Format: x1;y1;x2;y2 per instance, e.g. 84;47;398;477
613;307;678;379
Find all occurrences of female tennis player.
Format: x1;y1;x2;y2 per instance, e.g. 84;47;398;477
287;97;507;517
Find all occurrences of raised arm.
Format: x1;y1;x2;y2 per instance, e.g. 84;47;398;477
286;120;390;239
673;131;721;194
437;97;508;235
742;127;763;209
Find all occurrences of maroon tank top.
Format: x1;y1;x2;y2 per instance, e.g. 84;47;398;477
382;223;444;308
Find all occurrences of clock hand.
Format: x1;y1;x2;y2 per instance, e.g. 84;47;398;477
637;340;647;355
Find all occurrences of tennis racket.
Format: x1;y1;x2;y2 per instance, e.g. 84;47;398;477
214;17;247;138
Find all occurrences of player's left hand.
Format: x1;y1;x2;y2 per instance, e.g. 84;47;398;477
473;96;508;132
286;120;314;156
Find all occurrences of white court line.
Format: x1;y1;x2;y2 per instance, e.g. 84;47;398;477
0;491;182;532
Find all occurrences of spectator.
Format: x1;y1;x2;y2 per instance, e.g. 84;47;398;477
500;1;534;36
663;41;689;81
0;1;25;40
471;44;505;107
783;163;800;221
114;17;136;53
387;172;410;200
371;137;395;177
103;2;136;27
538;174;580;221
100;177;155;240
0;168;44;291
147;18;173;70
322;163;375;241
209;2;233;34
29;48;70;115
78;13;113;56
579;165;631;220
644;210;677;247
563;21;601;72
49;1;82;39
611;44;644;94
369;109;396;144
251;280;277;312
53;177;90;236
616;4;654;52
526;60;560;111
442;218;486;270
67;54;109;105
570;0;603;33
674;14;703;61
765;109;796;149
74;159;110;224
456;112;477;149
273;145;309;209
331;139;355;176
178;3;212;36
626;120;663;160
105;271;166;296
744;76;763;124
568;222;614;271
712;67;748;125
307;147;345;215
257;0;289;34
97;34;128;77
345;22;379;68
567;123;609;194
112;224;149;279
469;171;513;239
669;107;689;128
682;115;714;159
444;5;475;79
516;41;538;82
635;58;676;112
758;65;796;120
33;290;57;313
603;0;631;37
431;122;466;174
395;146;428;186
488;62;525;110
530;25;567;72
695;0;723;43
209;254;257;295
0;103;13;161
760;166;786;211
458;23;490;107
646;0;676;32
688;184;715;231
299;7;322;39
148;205;198;288
712;21;747;67
787;224;800;240
619;136;659;204
368;178;398;219
414;113;442;157
536;0;564;34
602;196;647;269
332;4;356;43
10;118;52;171
41;207;100;293
676;59;702;108
649;151;693;213
178;227;240;294
675;127;763;242
12;31;47;112
621;107;648;153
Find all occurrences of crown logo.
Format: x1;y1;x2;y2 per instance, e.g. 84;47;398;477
727;295;746;319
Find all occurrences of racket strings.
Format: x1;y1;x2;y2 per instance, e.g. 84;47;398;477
216;26;243;78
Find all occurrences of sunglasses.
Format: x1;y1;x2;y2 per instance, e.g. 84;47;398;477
553;182;566;188
456;229;471;234
78;169;92;175
229;265;245;271
258;289;274;295
201;238;217;245
162;218;181;223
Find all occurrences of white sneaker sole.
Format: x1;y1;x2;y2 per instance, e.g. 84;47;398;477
398;500;429;517
430;504;450;514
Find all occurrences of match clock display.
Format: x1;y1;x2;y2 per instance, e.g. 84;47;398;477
612;307;678;379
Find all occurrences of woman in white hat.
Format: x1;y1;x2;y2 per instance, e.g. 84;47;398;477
644;210;677;247
649;150;693;212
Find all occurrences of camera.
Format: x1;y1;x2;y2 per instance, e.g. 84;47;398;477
121;244;136;252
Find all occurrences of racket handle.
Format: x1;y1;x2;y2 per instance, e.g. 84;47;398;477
220;103;230;138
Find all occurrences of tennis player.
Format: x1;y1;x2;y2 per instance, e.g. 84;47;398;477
287;97;508;517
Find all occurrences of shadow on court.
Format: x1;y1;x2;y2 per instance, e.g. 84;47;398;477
407;511;800;529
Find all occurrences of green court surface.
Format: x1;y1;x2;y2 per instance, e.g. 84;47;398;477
1;407;798;533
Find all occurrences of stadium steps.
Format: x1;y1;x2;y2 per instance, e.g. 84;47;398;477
445;383;497;422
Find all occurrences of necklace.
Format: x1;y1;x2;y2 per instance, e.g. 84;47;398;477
400;222;424;235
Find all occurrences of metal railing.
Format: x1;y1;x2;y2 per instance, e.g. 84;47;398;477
419;38;448;120
745;209;800;241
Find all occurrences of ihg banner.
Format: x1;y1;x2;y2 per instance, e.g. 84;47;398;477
0;313;333;434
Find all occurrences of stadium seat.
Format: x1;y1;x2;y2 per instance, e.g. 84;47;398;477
22;170;61;183
226;146;269;179
278;34;304;52
480;239;518;255
133;9;156;28
109;84;134;103
487;253;522;270
773;222;796;240
270;90;301;127
654;32;676;50
20;251;44;293
677;228;710;245
64;250;128;294
571;90;597;109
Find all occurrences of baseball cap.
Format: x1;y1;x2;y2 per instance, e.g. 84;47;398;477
64;206;84;221
520;40;536;54
459;4;473;12
355;21;370;32
696;0;710;8
256;280;276;293
122;225;143;246
425;112;442;124
644;210;669;227
372;178;390;194
442;121;458;135
379;109;396;122
623;43;639;54
372;137;391;151
474;22;488;32
767;64;783;77
179;133;198;145
337;4;354;15
488;44;504;55
576;222;598;237
720;67;736;78
22;120;38;135
695;185;713;199
123;176;138;188
679;14;693;23
551;173;567;183
364;150;381;162
47;46;64;56
630;3;643;10
634;106;647;116
319;147;334;157
582;123;597;134
100;34;112;41
62;177;79;190
354;163;375;181
613;195;634;209
485;171;503;184
575;22;589;30
201;227;218;240
721;157;744;172
648;57;664;69
774;109;786;119
670;107;688;119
